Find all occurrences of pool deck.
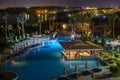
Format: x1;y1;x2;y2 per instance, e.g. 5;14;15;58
106;40;120;46
2;36;120;80
49;68;120;80
0;36;50;63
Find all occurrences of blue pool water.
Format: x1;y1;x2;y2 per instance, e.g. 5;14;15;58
57;34;71;42
91;36;113;42
6;41;107;80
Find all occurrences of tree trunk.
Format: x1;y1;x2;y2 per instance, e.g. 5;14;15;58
1;54;6;73
39;21;41;35
22;23;25;37
113;21;115;38
17;24;21;39
5;20;8;39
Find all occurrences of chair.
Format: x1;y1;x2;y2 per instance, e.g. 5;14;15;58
69;73;81;79
92;68;102;73
82;70;92;76
57;77;70;80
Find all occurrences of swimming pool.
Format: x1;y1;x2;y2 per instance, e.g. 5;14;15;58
6;41;107;80
57;34;71;42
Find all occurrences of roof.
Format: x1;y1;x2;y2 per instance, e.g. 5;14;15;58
59;41;103;51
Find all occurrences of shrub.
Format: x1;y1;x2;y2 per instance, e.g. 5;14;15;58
117;62;120;68
101;38;106;46
114;53;120;58
94;40;98;44
109;65;119;73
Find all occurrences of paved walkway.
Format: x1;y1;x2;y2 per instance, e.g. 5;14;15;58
13;36;50;51
106;40;120;46
0;36;51;62
50;68;120;80
95;77;120;80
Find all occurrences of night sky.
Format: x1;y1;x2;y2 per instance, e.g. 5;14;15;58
0;0;120;8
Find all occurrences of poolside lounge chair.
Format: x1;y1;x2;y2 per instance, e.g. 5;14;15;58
82;70;92;76
6;56;11;60
57;77;70;80
69;73;81;79
92;68;102;73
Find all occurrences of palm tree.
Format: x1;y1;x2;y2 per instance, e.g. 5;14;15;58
68;15;78;40
8;24;14;42
0;32;18;79
112;13;118;38
37;15;42;35
2;12;9;39
0;36;13;73
17;12;29;38
107;13;118;38
76;11;94;39
68;15;77;34
17;17;21;39
47;13;55;31
107;14;113;34
84;12;95;36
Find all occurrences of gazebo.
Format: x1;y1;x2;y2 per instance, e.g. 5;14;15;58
59;41;103;60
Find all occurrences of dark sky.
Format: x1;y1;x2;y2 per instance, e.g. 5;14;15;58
0;0;120;8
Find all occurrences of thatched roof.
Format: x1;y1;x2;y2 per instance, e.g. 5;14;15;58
59;41;103;51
